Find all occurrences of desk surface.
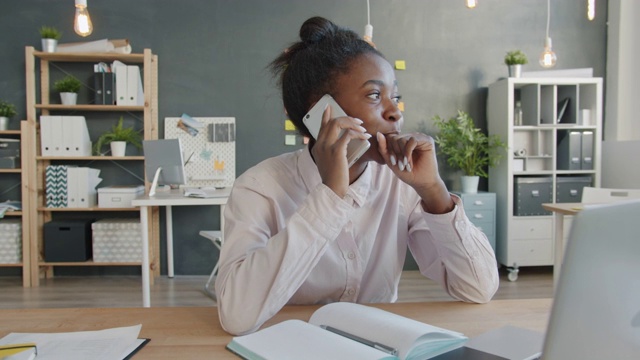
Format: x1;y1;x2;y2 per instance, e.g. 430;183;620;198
0;299;552;359
132;187;231;206
541;202;583;216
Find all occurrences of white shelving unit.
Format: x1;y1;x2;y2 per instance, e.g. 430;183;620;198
487;77;603;281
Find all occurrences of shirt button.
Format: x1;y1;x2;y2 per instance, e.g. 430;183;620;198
347;289;355;295
347;252;356;260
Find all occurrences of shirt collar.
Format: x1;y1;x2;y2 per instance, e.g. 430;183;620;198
300;146;372;207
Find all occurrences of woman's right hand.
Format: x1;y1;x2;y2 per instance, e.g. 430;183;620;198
310;105;370;198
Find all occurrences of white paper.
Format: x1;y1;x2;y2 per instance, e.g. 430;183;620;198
0;324;142;360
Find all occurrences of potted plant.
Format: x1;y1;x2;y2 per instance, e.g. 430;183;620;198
93;117;143;157
433;110;506;193
54;75;82;105
504;50;528;78
0;100;17;131
39;26;62;53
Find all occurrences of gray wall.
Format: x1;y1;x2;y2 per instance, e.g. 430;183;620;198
0;0;608;275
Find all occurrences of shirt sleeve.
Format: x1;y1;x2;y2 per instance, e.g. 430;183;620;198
407;194;499;304
215;176;354;335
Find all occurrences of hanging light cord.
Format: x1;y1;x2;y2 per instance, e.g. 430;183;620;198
367;0;371;25
545;0;550;40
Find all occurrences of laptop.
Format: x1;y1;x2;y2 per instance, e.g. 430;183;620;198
540;199;640;359
433;199;640;360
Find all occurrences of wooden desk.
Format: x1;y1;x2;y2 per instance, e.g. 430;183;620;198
541;202;583;288
131;188;231;307
0;299;552;359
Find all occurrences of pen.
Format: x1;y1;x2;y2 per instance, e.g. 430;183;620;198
320;325;398;356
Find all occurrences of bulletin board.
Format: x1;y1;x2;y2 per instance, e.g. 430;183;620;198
164;117;236;188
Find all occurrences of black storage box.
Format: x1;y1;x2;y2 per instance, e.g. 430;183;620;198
514;176;553;216
44;220;94;262
556;176;592;203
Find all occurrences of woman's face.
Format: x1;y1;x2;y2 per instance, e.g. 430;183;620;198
332;53;403;164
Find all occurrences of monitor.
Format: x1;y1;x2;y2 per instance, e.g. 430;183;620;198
143;139;186;196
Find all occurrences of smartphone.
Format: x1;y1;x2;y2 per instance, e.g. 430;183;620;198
303;94;370;167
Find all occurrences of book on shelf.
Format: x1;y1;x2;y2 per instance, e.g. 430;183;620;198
56;38;131;54
226;302;467;360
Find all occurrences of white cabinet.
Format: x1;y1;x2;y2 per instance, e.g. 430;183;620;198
487;78;602;280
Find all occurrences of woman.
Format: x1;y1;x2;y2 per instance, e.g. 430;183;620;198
215;16;498;335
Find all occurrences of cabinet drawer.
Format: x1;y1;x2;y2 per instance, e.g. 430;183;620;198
461;194;495;210
510;217;552;240
467;209;494;224
510;239;553;265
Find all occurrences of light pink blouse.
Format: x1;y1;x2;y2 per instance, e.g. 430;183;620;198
215;147;499;335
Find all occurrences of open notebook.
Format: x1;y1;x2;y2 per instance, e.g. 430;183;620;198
227;302;467;360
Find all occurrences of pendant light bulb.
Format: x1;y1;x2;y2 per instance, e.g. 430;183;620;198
587;0;596;21
539;37;557;68
466;0;478;9
74;0;93;37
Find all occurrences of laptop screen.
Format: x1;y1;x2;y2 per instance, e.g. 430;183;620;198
542;200;640;359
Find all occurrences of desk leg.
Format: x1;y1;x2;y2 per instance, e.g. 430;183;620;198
166;205;174;278
553;212;565;289
140;205;151;307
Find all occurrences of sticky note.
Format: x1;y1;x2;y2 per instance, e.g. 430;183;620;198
285;119;296;131
285;134;297;145
398;101;405;112
395;60;406;70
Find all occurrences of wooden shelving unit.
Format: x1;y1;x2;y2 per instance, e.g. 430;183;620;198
24;46;159;287
0;125;30;286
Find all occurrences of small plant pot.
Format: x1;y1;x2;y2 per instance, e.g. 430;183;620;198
0;117;9;131
461;175;480;194
508;65;522;78
42;38;58;53
60;92;78;105
110;141;127;157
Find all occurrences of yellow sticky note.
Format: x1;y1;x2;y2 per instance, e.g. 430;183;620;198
285;134;297;146
395;60;406;70
398;101;405;112
285;119;296;131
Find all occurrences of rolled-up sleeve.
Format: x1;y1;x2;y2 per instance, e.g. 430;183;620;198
407;195;499;303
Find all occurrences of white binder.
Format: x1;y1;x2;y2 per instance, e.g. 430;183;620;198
126;65;144;106
75;167;102;208
114;63;129;105
63;116;92;156
40;115;55;156
66;167;80;207
50;116;65;156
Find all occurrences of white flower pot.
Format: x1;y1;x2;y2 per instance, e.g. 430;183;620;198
41;38;58;53
508;64;522;78
110;141;127;157
60;92;78;105
461;175;480;194
0;116;9;131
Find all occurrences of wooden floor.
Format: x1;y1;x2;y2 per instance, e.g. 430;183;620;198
0;267;553;309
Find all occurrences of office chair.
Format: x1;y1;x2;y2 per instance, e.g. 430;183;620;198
581;187;640;204
199;230;222;302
